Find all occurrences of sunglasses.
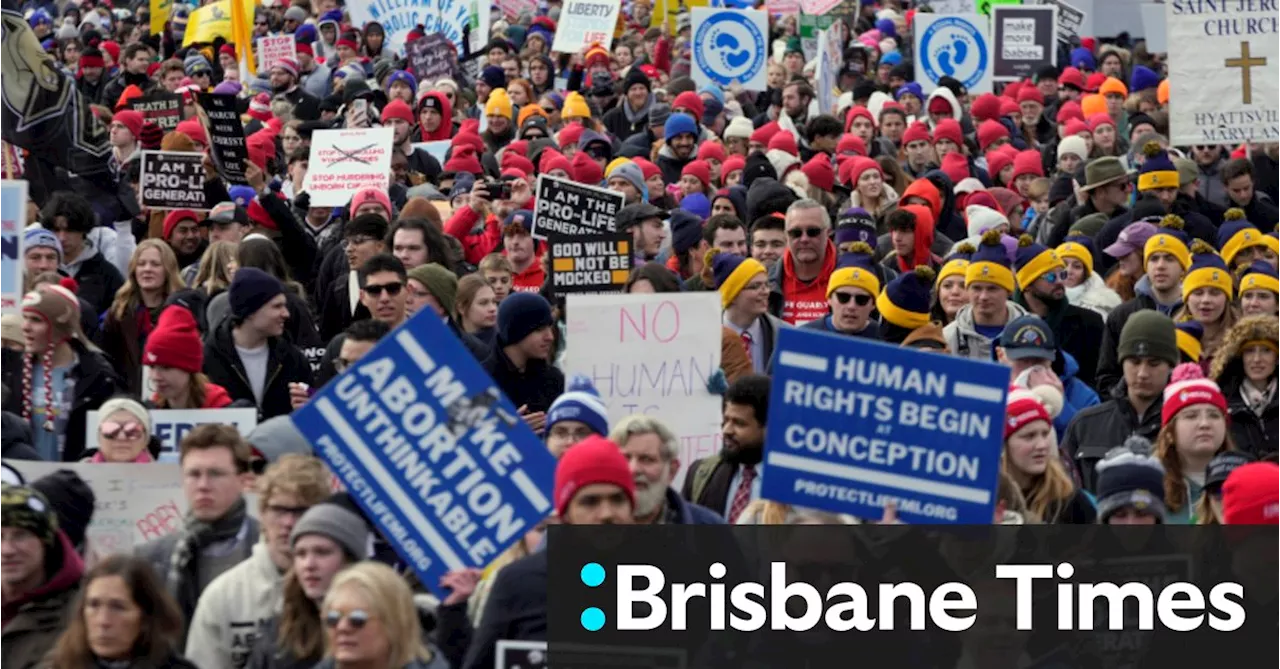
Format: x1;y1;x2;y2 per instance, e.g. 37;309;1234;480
325;609;371;630
363;281;403;297
834;292;872;306
787;227;824;239
585;146;610;159
1040;269;1068;284
101;420;145;440
541;106;556;114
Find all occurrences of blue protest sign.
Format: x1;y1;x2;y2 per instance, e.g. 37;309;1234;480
691;7;770;91
292;310;558;595
760;328;1008;524
351;0;470;55
913;13;993;95
1;180;28;314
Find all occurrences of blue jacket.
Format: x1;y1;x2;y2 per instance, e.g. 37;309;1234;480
799;315;880;339
1054;351;1101;435
666;487;725;524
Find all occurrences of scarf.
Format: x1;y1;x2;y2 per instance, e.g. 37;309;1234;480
166;497;248;615
623;93;653;125
1241;378;1277;417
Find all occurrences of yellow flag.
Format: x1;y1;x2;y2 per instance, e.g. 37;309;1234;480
182;0;256;48
230;0;256;77
150;0;171;36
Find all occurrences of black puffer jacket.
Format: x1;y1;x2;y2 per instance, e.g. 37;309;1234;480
202;320;313;421
481;347;564;415
1;342;124;461
1060;382;1164;493
1210;316;1279;458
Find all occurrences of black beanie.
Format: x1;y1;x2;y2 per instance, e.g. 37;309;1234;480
496;293;554;346
30;469;95;550
229;267;286;321
623;66;651;93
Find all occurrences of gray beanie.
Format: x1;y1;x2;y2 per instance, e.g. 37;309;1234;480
290;503;370;560
247;416;311;462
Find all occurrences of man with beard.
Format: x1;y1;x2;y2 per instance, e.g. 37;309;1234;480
269;58;320;122
75;46;108;102
162;209;207;271
482;88;516;153
656;113;700;184
1012;236;1104;388
602;68;653;141
681;374;770;523
617;202;668;266
381;99;441;184
782;80;813;128
611;415;725;524
100;43;154;109
295;42;331;100
460;436;634;669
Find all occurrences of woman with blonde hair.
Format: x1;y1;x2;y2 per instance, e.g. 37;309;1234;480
453;273;498;347
1002;388;1095;523
1154;363;1236;523
1174;240;1241;366
734;500;859;525
319;562;448;669
192;240;237;299
100;239;185;394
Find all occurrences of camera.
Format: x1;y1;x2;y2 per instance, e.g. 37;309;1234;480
483;178;512;201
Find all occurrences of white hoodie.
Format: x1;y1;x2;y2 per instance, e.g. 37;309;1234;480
184;541;284;669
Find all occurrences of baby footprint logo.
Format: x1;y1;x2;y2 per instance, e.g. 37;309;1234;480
714;32;751;71
920;17;988;91
934;35;970;77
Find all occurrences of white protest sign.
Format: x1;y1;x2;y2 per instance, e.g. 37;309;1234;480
303;127;395;207
1140;3;1167;53
349;0;470;55
691;7;770;92
1;180;27;314
563;293;723;491
913;13;993;94
84;408;259;453
258;34;297;73
1167;2;1279;146
552;0;620;53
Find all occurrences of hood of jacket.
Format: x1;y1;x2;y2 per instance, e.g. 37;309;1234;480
1065;271;1122;313
1;531;83;624
925;86;963;124
1210;315;1279;392
950;300;1030;339
419;92;453;141
60;235;102;276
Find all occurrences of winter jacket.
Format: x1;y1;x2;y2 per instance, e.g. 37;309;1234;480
460;550;548;669
299;63;332;101
766;242;838;325
202;320;314;421
1013;297;1104;390
100;71;154;111
1210;316;1279;458
1;342;124;462
206;290;325;367
99;304;161;396
601;99;651;141
1;411;40;460
1060;382;1164;493
2;532;84;669
1051;351;1102;436
1096;278;1182;395
185;542;283;669
443;207;503;266
655;143;695;185
942;301;1030;360
135;515;261;625
1065;272;1122;318
481;347;565;415
1231;192;1280;228
800;316;881;340
61;243;124;318
1041;196;1125;250
317;272;372;343
1195;155;1230;210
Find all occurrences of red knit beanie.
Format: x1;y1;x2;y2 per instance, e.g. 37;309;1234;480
970;93;1002;123
801;155;835;191
986;150;1014;181
767;131;798;156
1222;462;1280;525
1011;150;1045;180
932;119;963;146
162;209;199;240
1005;388;1051;439
749;121;780;145
941;152;970;185
902;121;931;146
977;120;1010;151
1016;85;1045;106
1161;363;1229;427
837;133;867;156
572;150;603;184
143;305;204;373
554;435;636;517
681;159;711;188
697;141;725;163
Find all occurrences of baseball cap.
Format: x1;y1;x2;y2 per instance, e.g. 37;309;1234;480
999;315;1057;361
616;202;666;230
201;202;250;227
1103;221;1159;259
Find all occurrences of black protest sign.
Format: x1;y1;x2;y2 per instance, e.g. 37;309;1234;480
139;151;207;210
125;93;183;131
549;233;633;294
408;34;459;84
530;175;625;241
1047;0;1085;50
991;5;1057;82
196;93;249;185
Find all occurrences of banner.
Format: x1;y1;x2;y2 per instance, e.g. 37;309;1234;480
800;0;842;15
691;7;770;92
760;329;1008;524
1;180;25;314
549;233;633;294
182;0;256;46
257;34;296;73
196;93;249;185
814;25;844;116
139;151;208;210
407;34;459;85
84;407;259;453
291;309;558;598
349;0;470;56
552;0;621;52
303;128;395;207
125;93;183;132
150;0;171;36
498;0;537;20
1;1;113;191
1140;3;1167;54
1167;1;1279;145
563;293;722;490
530;175;625;241
1045;0;1086;50
766;0;801;14
991;4;1057;82
913;13;993;94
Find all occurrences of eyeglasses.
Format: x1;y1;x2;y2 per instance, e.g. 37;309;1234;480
1040;269;1068;284
325;609;371;630
787;227;824;239
265;503;310;518
834;292;872;306
585;146;610;159
101;421;145;440
362;281;403;297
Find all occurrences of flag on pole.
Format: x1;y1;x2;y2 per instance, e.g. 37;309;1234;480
150;0;171;36
230;0;256;79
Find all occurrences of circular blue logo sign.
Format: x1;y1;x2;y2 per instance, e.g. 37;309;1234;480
694;12;766;87
918;17;989;92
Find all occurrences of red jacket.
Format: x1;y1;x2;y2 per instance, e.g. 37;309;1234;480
444;206;503;265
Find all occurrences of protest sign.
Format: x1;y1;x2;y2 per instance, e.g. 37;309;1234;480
814;25;844;115
929;0;977;12
196;93;249;185
1;180;26;314
913;13;993;94
760;329;1008;524
349;0;470;55
766;0;800;14
563;293;722;490
413;140;451;167
139;151;208;210
1140;3;1167;53
497;641;547;669
257;34;297;72
552;0;621;52
991;4;1058;82
303;128;395;207
498;0;537;20
84;407;259;453
978;0;1020;14
1167;1;1279;145
291;309;558;598
530;175;625;241
1045;0;1086;50
800;0;842;15
692;7;770;91
407;34;459;84
182;0;256;46
124;93;182;131
549;233;633;294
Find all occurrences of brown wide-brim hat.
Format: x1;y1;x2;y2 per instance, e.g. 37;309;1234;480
1080;156;1135;192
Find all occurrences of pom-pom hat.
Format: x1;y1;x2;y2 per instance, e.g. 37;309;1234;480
1137;141;1179;191
1056;238;1095;276
1143;215;1192;270
1176;320;1204;362
709;249;767;310
1182;239;1234;303
1162;362;1228;426
966;230;1016;293
1095;436;1168;523
1004;387;1051;439
828;242;880;297
938;242;975;286
876;266;936;330
1013;234;1065;291
1238;260;1279;296
1217;208;1279;265
546;375;609;438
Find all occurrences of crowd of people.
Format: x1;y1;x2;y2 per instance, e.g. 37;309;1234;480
3;0;1279;668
